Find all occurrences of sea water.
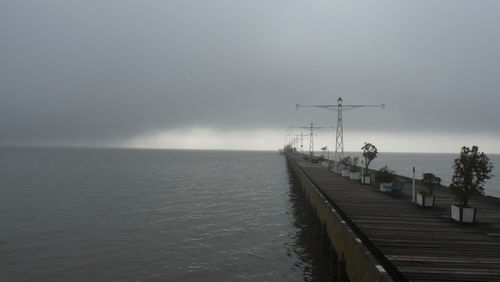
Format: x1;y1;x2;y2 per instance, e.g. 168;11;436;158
0;147;330;282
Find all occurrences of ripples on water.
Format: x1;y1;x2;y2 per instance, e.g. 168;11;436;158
0;148;330;281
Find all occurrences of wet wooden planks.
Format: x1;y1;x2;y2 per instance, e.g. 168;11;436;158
291;156;500;281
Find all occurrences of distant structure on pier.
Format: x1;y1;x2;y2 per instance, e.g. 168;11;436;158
296;97;385;161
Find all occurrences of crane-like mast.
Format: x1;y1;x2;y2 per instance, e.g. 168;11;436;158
286;132;304;153
290;123;334;159
296;97;385;161
286;133;305;152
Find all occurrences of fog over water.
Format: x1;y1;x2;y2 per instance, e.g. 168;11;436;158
1;1;500;152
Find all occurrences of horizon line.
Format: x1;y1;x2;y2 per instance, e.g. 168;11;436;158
1;144;499;155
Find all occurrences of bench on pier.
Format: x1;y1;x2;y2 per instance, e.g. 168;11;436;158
381;179;406;195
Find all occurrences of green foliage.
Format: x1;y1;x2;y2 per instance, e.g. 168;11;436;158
418;189;433;197
361;142;378;176
420;173;441;196
375;166;395;183
340;156;351;169
449;146;494;207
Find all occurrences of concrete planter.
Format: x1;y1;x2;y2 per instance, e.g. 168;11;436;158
341;169;350;177
379;182;392;192
451;205;476;223
416;193;435;207
350;172;361;180
320;161;329;167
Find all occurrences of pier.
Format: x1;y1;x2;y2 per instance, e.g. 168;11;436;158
286;152;500;281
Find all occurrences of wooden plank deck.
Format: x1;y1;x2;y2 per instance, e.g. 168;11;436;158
290;155;500;281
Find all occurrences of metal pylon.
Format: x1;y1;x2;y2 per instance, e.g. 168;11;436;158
335;98;344;161
289;124;334;159
296;97;385;161
300;132;304;153
285;133;305;153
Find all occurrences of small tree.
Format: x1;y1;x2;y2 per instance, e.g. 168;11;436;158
361;142;378;176
450;146;494;207
340;156;351;169
420;173;441;196
375;166;396;183
321;146;329;162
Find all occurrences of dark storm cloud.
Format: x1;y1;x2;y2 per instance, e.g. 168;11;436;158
1;0;500;145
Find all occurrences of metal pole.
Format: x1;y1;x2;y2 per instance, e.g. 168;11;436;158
300;132;304;153
309;123;314;159
361;159;365;183
412;166;416;202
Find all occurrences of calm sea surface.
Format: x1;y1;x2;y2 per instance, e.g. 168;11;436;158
4;148;498;282
0;147;331;282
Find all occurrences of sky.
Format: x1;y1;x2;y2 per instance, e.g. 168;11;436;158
1;1;500;153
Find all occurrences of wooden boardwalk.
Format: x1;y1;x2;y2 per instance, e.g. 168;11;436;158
289;154;500;281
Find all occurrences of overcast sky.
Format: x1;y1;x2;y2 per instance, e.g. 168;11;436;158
1;1;500;152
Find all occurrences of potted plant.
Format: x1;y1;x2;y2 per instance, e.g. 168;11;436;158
416;173;441;207
349;157;361;180
361;142;378;184
449;146;493;223
375;166;396;191
340;156;351;177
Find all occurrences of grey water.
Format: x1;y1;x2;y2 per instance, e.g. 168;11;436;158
0;147;331;282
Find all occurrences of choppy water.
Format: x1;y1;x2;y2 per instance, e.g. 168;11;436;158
0;147;330;282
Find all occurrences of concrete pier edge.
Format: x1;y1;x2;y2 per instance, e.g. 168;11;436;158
287;154;402;282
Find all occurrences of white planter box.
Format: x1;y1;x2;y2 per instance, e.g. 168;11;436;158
416;193;435;207
320;161;329;167
341;169;350;177
379;182;392;192
451;205;476;223
362;176;371;185
350;172;361;180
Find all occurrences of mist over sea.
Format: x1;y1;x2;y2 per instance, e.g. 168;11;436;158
0;147;331;282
